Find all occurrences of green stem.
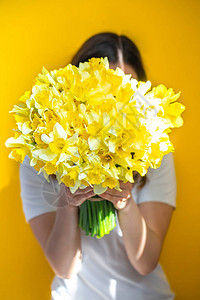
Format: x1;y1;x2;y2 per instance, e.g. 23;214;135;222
100;201;106;235
88;200;92;229
98;201;104;238
91;201;97;237
79;198;117;238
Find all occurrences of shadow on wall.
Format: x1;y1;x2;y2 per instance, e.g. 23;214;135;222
0;164;54;299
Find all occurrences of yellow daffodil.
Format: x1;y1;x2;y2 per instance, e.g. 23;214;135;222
5;56;185;238
5;56;185;193
44;159;58;175
9;147;29;163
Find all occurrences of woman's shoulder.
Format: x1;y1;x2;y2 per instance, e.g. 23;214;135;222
20;155;47;183
146;152;175;177
19;155;58;223
133;152;177;208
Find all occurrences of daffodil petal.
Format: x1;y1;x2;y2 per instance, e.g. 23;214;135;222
53;123;67;139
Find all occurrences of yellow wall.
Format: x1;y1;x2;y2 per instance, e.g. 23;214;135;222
0;0;199;299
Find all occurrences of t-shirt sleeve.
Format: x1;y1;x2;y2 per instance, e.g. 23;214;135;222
19;155;58;223
136;152;177;209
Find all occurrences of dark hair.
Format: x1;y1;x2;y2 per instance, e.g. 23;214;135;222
71;32;147;81
70;32;147;189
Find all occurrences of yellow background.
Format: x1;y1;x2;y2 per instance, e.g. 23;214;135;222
0;0;199;299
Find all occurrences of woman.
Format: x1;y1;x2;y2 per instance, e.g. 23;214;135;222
19;32;177;299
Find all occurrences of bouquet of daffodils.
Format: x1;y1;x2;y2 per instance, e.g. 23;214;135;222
5;57;185;238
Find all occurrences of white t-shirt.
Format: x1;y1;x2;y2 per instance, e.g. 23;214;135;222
19;152;177;300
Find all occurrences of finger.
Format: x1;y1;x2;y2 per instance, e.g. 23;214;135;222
73;186;94;195
99;193;116;204
119;180;134;189
65;185;93;197
101;190;131;199
89;196;104;202
99;194;124;210
101;192;131;204
72;190;96;204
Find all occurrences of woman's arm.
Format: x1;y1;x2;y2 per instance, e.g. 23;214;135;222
29;185;95;279
44;204;81;279
100;181;174;276
118;196;174;275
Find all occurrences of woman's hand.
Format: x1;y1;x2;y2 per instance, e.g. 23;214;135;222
58;184;96;208
58;180;135;210
100;180;135;210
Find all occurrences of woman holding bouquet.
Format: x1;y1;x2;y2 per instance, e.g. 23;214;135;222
19;32;177;299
